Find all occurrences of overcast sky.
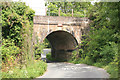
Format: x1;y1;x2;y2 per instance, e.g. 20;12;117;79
12;0;46;15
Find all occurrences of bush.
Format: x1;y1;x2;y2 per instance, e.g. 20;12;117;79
1;1;35;64
104;62;118;78
68;2;119;78
69;27;119;78
1;2;47;78
2;39;20;63
1;2;35;47
68;50;81;64
81;27;118;64
34;43;45;60
43;38;51;48
46;52;56;61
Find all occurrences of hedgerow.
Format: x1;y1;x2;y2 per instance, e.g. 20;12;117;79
70;2;119;78
1;1;47;78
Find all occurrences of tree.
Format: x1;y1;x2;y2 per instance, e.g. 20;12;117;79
1;1;35;68
80;2;119;78
46;2;92;17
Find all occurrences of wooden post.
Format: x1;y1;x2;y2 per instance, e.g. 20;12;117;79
72;9;73;17
45;7;47;16
59;8;60;16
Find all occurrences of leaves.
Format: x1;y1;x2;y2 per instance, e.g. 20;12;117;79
46;2;92;17
1;1;36;70
2;2;35;47
2;39;20;63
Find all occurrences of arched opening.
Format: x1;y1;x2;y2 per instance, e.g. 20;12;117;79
45;30;78;61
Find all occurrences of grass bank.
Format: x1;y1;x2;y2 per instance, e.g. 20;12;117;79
2;60;47;79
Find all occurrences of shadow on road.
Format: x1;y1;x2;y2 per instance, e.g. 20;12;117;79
41;58;65;63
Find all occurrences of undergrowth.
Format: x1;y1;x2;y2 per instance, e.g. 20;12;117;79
46;52;59;62
2;60;47;78
69;49;118;78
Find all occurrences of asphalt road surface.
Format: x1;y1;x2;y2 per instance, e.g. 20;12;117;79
33;49;109;80
36;62;109;78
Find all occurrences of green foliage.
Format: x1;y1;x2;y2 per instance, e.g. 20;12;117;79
104;62;118;78
60;12;67;16
82;27;118;65
1;2;35;47
47;3;58;16
68;2;119;78
69;51;77;63
1;2;47;78
34;43;45;60
73;11;84;17
46;52;52;61
43;38;51;48
68;50;83;64
89;2;119;29
46;2;92;17
2;60;47;78
2;39;20;62
46;52;56;61
81;2;119;78
1;1;35;63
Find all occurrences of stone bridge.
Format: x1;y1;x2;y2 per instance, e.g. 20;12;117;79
33;16;90;61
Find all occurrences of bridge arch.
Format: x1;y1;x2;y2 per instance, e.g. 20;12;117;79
45;30;78;61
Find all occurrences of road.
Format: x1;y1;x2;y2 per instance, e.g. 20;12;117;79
35;62;109;78
34;49;109;79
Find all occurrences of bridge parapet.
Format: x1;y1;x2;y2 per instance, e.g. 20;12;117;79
34;16;89;25
33;16;90;43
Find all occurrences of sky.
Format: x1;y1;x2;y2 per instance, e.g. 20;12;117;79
12;0;99;15
12;0;46;15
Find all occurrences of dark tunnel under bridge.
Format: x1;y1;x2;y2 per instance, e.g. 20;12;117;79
45;30;79;61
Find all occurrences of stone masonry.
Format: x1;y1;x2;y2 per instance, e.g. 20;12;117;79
33;16;90;61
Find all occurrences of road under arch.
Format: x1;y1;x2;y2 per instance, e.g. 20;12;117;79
46;30;78;61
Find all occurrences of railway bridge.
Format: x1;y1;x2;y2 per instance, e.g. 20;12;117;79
33;16;90;61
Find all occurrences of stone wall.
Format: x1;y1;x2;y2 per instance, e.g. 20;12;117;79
33;16;90;43
33;16;90;61
34;16;89;25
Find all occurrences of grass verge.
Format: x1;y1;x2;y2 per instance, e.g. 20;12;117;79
2;60;47;79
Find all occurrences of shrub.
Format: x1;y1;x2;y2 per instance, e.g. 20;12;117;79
34;43;45;60
2;39;20;63
1;1;35;64
104;62;118;78
43;38;51;48
81;27;118;64
1;2;47;78
1;2;35;47
46;52;56;61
